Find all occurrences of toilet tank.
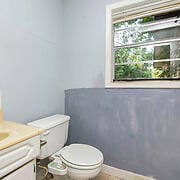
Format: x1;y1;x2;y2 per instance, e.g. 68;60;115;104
28;114;70;159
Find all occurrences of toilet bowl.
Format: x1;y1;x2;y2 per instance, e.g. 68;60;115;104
49;144;103;180
28;115;103;180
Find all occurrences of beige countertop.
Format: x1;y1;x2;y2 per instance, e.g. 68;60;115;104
0;121;44;150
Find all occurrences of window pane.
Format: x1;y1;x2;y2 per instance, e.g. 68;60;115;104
115;64;152;79
115;45;154;64
115;59;180;80
114;42;180;80
114;11;180;47
113;10;180;81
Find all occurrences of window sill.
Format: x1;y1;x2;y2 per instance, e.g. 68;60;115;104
105;80;180;89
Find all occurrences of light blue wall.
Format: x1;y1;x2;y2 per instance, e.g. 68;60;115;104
0;0;126;122
63;0;120;89
0;0;65;123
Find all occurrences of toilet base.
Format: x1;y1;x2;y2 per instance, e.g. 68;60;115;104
67;166;101;180
53;166;101;180
48;154;102;180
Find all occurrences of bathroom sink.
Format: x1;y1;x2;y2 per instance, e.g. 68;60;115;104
0;132;9;141
0;121;43;151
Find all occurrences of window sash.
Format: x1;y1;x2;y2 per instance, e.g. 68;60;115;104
114;77;180;81
115;58;180;66
105;0;180;88
112;1;180;24
113;38;180;49
114;17;180;33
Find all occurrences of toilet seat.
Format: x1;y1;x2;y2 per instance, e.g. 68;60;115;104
52;144;103;170
60;156;103;170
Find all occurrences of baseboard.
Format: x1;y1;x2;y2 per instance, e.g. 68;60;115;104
101;164;156;180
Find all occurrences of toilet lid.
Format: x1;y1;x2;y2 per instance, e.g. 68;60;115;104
60;144;103;166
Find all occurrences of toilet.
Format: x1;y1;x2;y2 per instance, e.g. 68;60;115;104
28;114;103;180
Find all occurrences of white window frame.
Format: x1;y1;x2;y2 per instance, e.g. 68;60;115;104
105;0;180;88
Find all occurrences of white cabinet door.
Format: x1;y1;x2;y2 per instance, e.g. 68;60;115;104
3;160;35;180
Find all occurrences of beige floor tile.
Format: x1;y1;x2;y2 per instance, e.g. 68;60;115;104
92;173;125;180
37;170;126;180
93;173;109;180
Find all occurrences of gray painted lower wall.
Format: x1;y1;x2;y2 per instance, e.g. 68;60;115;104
65;88;180;180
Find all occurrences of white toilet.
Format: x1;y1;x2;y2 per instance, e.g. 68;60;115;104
28;114;103;180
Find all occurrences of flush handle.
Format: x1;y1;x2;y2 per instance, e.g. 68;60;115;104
40;140;47;147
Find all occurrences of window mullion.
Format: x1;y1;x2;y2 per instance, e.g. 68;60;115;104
115;58;180;66
114;38;180;49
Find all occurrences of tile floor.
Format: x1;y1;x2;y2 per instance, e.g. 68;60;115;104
37;171;153;180
52;173;125;180
94;173;125;180
36;159;123;180
36;161;149;180
37;165;151;180
37;168;124;180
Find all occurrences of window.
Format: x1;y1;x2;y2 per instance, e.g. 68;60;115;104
106;0;180;88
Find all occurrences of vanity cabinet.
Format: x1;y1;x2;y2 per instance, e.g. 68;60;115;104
0;135;40;179
3;160;36;180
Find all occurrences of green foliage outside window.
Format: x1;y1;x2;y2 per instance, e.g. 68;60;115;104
114;13;180;80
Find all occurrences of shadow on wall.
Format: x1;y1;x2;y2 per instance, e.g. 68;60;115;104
65;88;180;180
92;72;105;87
